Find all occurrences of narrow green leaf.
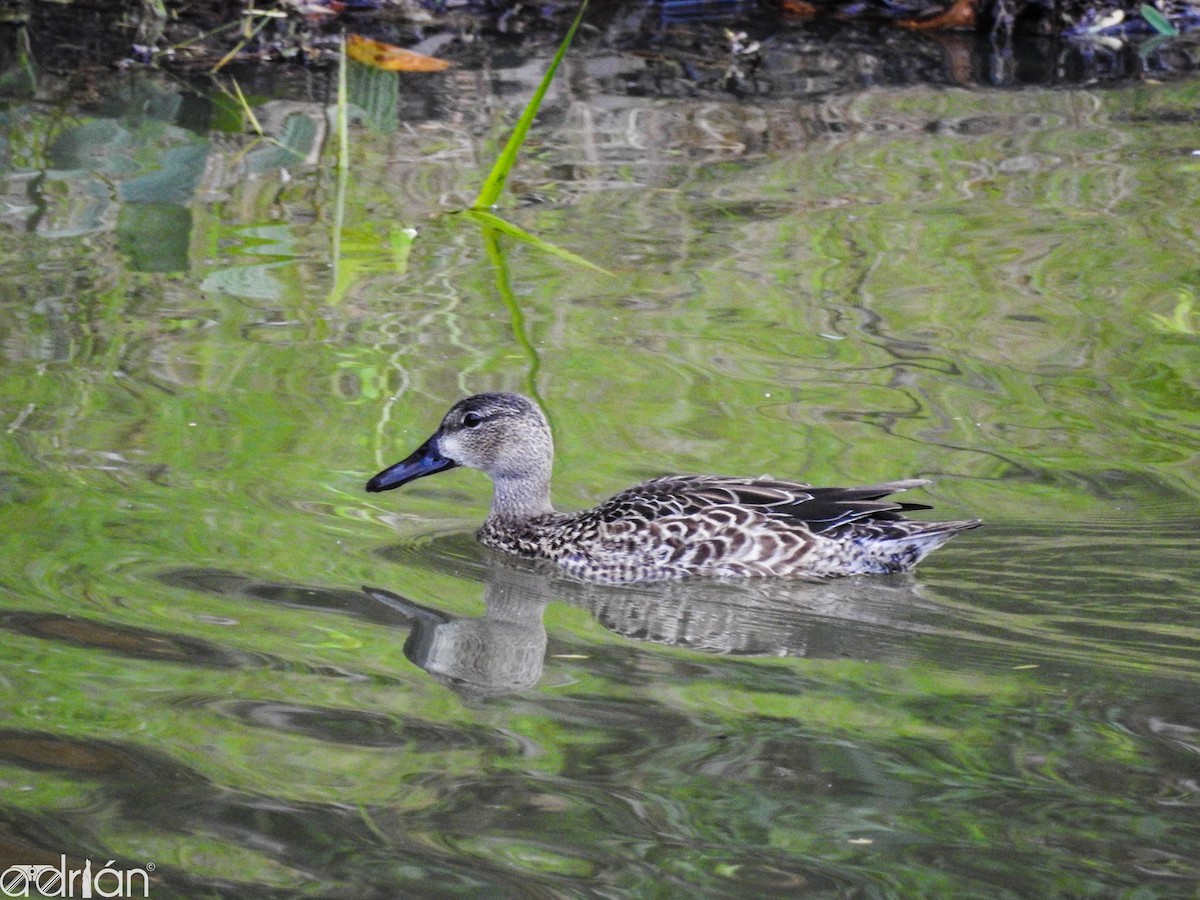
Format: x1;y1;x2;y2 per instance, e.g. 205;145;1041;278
472;1;589;209
330;34;350;303
460;209;612;275
1148;290;1196;334
337;32;350;176
1137;33;1173;57
479;225;543;400
389;226;417;274
1139;3;1178;36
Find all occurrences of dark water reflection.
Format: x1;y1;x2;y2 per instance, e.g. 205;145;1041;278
0;730;527;898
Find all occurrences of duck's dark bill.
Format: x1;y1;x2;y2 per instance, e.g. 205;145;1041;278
366;438;459;492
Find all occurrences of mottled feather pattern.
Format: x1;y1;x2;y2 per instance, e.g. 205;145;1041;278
369;393;981;584
477;474;974;583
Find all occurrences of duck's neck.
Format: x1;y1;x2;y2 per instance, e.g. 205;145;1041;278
488;471;556;523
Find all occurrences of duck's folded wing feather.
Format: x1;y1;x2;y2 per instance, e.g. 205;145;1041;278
596;476;933;535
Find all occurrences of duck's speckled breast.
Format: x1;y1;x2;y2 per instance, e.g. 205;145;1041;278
476;509;663;583
477;512;578;563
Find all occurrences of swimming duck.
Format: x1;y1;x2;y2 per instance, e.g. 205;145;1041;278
366;392;980;584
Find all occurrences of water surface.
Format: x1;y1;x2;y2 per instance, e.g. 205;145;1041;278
0;53;1198;897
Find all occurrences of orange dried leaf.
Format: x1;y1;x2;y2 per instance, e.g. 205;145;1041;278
898;0;977;30
345;34;452;72
779;0;818;16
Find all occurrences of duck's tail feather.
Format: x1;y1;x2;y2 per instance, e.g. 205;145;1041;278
883;518;983;569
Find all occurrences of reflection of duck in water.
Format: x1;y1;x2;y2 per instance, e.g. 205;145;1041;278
366;392;979;584
364;549;944;696
363;576;548;699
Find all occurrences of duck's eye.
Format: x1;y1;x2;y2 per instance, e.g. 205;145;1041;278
463;412;483;428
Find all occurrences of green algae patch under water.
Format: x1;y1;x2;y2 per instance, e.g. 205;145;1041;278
0;68;1198;896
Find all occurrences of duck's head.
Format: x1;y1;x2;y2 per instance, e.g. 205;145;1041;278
366;393;554;499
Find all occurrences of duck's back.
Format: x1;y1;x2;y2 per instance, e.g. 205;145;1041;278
479;475;981;584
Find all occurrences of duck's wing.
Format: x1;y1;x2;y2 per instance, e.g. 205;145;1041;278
595;475;933;535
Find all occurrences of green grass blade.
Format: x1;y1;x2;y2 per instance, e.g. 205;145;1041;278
460;209;612;274
330;33;350;301
472;0;589;209
479;224;544;400
1139;3;1178;36
337;32;350;176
